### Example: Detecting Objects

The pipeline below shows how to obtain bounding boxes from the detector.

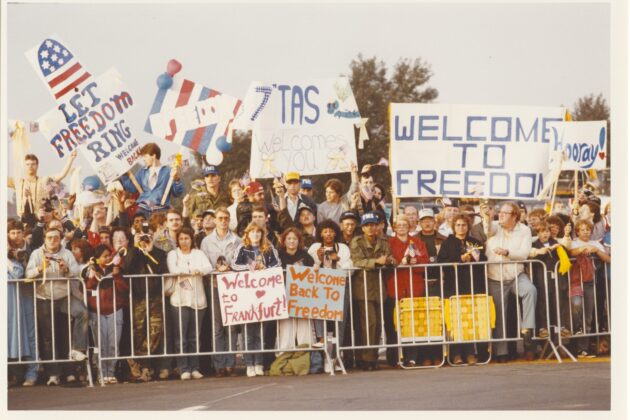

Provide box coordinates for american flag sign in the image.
[36,38,91,101]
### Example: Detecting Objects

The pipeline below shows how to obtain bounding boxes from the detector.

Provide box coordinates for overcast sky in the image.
[6,2,610,185]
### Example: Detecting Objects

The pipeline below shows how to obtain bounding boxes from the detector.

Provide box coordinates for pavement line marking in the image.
[181,405,207,411]
[180,383,278,411]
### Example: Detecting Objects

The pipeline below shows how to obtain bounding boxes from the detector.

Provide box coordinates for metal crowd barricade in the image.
[335,259,565,369]
[547,257,611,362]
[7,276,94,387]
[86,257,611,385]
[93,272,341,386]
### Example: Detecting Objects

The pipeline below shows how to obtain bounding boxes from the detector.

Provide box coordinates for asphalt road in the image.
[7,359,610,411]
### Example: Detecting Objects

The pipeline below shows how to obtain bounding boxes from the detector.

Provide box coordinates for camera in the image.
[41,198,55,213]
[141,222,150,234]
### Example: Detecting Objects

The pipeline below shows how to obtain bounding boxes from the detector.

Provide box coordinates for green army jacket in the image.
[190,188,231,217]
[349,235,393,301]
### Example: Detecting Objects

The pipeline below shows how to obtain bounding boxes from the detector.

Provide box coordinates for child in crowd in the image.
[568,220,611,358]
[83,245,129,384]
[529,222,569,339]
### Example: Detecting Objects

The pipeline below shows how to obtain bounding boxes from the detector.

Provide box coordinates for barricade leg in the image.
[383,297,399,366]
[262,320,277,371]
[159,300,174,376]
[488,280,512,358]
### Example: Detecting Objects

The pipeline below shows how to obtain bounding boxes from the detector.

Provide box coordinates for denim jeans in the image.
[169,305,204,373]
[211,289,237,369]
[90,309,124,377]
[244,322,264,366]
[8,284,39,381]
[571,282,594,352]
[488,273,537,357]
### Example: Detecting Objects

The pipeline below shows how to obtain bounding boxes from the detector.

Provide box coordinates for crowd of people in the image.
[7,142,612,387]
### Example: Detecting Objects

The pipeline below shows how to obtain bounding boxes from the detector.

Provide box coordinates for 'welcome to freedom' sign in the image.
[389,103,565,200]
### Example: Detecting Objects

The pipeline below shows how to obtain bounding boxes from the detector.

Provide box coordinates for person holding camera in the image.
[25,225,86,386]
[116,226,169,382]
[307,220,353,351]
[349,212,395,371]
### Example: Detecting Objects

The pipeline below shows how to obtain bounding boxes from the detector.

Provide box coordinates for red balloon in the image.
[166,59,182,76]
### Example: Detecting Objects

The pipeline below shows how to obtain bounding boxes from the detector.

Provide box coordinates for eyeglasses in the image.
[216,216,229,221]
[45,235,61,240]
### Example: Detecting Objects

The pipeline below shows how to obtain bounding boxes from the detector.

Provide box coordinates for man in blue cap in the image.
[184,165,230,218]
[349,212,395,370]
[299,178,314,200]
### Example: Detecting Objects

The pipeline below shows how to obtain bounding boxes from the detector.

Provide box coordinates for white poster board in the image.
[216,267,288,326]
[234,78,360,178]
[26,36,140,184]
[389,103,565,199]
[548,121,608,170]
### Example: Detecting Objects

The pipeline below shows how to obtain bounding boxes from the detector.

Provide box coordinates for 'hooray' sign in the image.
[548,121,608,170]
[217,267,288,326]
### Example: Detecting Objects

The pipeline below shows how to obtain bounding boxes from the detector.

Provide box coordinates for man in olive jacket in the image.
[349,212,394,370]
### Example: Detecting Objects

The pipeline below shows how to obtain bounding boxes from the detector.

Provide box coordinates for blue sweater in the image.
[121,165,184,212]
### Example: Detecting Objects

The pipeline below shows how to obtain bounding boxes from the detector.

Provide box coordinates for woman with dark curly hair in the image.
[307,219,353,356]
[437,214,487,365]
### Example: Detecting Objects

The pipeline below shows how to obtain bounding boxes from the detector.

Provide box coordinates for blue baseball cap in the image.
[202,165,220,177]
[361,212,379,226]
[300,178,313,189]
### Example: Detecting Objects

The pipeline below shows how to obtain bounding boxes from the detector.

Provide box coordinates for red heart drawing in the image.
[599,152,606,159]
[256,290,266,298]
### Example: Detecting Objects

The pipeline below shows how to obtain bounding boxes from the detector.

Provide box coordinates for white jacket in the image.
[486,222,532,282]
[165,249,213,309]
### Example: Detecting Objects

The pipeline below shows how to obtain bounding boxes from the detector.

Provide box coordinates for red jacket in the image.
[86,269,129,315]
[386,236,429,299]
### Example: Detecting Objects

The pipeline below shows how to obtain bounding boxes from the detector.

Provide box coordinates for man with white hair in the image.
[484,201,537,362]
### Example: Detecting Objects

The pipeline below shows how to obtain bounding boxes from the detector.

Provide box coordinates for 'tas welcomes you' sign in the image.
[217,267,288,326]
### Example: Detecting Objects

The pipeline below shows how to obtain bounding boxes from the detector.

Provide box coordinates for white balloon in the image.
[205,145,224,165]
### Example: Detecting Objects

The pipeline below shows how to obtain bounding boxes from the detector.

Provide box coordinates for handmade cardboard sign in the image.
[547,121,608,170]
[234,78,360,178]
[217,267,288,326]
[389,103,566,199]
[285,265,346,322]
[26,37,141,184]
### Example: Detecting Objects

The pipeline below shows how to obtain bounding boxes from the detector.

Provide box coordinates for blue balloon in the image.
[216,136,232,152]
[157,73,173,90]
